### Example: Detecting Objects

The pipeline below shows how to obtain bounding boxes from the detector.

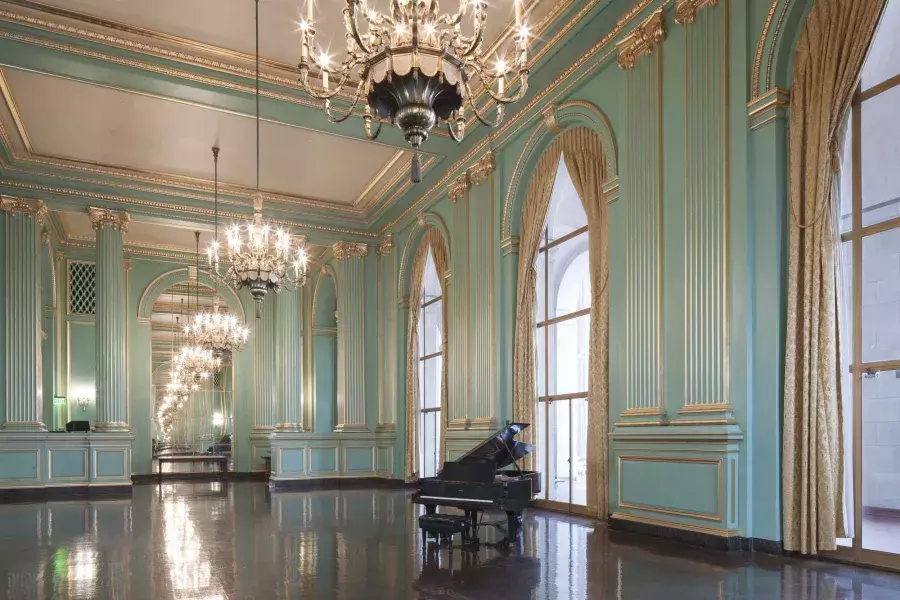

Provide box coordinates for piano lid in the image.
[455,422,532,471]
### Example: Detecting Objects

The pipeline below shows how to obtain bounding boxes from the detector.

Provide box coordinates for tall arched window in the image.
[836,0,900,563]
[418,249,443,478]
[534,156,590,509]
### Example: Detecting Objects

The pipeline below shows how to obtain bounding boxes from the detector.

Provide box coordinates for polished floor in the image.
[1,483,900,599]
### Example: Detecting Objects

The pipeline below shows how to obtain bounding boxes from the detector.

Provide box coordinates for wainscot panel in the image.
[48,449,88,480]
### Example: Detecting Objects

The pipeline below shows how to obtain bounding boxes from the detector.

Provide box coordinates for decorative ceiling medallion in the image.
[87,206,131,232]
[615,9,666,70]
[332,241,369,261]
[674,0,719,25]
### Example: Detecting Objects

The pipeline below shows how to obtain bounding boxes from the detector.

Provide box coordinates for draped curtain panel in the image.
[511,127,610,517]
[404,237,431,482]
[561,128,610,519]
[783,0,885,554]
[426,228,451,467]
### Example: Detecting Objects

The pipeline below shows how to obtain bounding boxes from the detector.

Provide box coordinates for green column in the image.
[1,197,47,431]
[89,207,131,432]
[254,294,277,432]
[333,242,368,432]
[276,289,302,431]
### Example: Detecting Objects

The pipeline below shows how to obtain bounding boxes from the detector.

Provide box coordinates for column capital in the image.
[469,151,495,186]
[448,172,470,202]
[1,196,47,221]
[674,0,717,25]
[88,207,131,232]
[616,8,666,70]
[332,241,368,260]
[376,234,394,256]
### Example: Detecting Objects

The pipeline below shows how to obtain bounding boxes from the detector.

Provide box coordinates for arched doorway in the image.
[150,280,236,471]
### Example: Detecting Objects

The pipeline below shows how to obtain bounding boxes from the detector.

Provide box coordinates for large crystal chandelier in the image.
[178,235,222,382]
[189,146,251,359]
[208,0,309,316]
[296,0,530,182]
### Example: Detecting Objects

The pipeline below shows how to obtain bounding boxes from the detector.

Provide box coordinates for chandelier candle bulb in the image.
[515,0,522,26]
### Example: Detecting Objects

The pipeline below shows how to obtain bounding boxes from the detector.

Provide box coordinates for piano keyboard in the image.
[417,495,495,505]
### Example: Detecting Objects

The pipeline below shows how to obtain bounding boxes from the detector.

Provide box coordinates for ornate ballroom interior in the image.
[0,0,899,597]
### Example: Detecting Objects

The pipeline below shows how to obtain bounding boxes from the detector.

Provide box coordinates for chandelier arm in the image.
[364,117,384,141]
[299,66,360,101]
[323,80,366,123]
[456,4,487,58]
[446,115,464,142]
[475,69,530,104]
[346,0,374,55]
[462,76,505,128]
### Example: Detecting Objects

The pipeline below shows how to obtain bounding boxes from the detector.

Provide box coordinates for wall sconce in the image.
[77,397,90,412]
[212,412,224,427]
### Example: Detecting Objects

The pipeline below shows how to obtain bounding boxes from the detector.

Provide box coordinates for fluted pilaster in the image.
[89,207,130,432]
[2,197,47,431]
[276,289,303,431]
[254,293,278,431]
[333,242,368,431]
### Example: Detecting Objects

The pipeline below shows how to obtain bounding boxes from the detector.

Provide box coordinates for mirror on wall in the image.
[149,281,236,472]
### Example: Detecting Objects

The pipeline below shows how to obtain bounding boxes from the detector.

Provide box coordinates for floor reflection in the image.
[0,482,898,599]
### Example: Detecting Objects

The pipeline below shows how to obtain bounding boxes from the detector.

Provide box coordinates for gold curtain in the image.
[404,237,430,482]
[561,128,609,519]
[783,0,885,554]
[427,228,450,467]
[512,147,562,460]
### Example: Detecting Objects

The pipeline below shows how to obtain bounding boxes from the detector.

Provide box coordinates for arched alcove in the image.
[311,268,338,433]
[751,0,816,99]
[397,211,451,304]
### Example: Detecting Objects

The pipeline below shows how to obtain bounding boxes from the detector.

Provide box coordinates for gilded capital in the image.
[376,234,394,256]
[542,105,563,135]
[41,230,50,245]
[448,172,470,202]
[674,0,718,25]
[616,9,666,69]
[469,151,495,186]
[332,241,368,260]
[1,196,47,222]
[88,207,131,232]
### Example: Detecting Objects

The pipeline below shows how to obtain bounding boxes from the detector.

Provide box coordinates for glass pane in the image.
[434,410,441,470]
[571,398,589,507]
[422,301,442,355]
[547,315,590,397]
[423,411,436,478]
[422,357,441,409]
[536,244,548,323]
[548,246,590,318]
[839,241,855,544]
[536,326,547,398]
[418,410,425,477]
[862,229,900,363]
[839,116,853,234]
[861,0,900,91]
[418,360,425,410]
[548,399,571,504]
[544,156,587,243]
[536,400,547,500]
[861,85,900,228]
[422,249,441,302]
[861,369,900,554]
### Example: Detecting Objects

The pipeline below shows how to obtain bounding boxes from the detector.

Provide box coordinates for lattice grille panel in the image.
[68,261,96,315]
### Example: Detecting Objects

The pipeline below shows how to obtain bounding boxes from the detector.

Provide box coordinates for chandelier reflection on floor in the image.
[295,0,531,182]
[208,0,309,316]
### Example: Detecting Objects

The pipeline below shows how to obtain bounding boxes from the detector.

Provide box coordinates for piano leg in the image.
[506,511,520,542]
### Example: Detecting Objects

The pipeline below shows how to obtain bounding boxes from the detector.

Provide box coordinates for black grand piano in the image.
[412,422,541,546]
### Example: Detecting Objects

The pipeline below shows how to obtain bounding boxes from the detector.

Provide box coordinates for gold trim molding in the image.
[376,234,394,256]
[500,235,520,256]
[448,172,470,202]
[674,0,718,25]
[0,194,46,221]
[332,242,369,260]
[469,151,495,186]
[616,9,666,70]
[88,206,130,232]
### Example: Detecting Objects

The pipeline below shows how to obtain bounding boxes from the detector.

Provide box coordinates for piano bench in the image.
[418,514,472,545]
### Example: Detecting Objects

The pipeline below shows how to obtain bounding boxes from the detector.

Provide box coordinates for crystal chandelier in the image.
[178,239,222,381]
[296,0,530,182]
[208,0,309,316]
[189,146,251,359]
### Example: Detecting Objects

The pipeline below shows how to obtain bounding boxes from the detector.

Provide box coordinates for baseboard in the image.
[0,484,133,504]
[609,515,783,554]
[269,476,406,492]
[131,471,267,484]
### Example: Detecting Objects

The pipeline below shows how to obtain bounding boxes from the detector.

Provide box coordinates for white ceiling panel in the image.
[58,211,216,250]
[30,0,551,67]
[4,67,406,205]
